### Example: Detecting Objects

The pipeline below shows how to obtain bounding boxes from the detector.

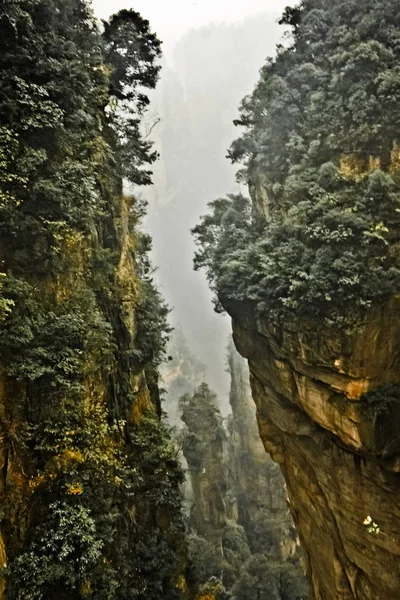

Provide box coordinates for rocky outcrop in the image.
[0,192,188,597]
[180,383,227,549]
[226,298,400,600]
[226,341,298,558]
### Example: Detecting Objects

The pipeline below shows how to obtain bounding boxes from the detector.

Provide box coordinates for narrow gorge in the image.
[1,0,400,599]
[177,343,306,598]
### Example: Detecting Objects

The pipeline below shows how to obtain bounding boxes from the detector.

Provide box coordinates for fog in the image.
[93,1,287,410]
[92,0,288,55]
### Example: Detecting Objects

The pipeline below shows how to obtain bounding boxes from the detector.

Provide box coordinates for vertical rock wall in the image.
[226,340,298,559]
[227,298,400,600]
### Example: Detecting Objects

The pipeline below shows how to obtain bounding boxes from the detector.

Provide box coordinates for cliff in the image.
[192,3,400,597]
[180,370,307,598]
[180,383,227,551]
[0,191,188,599]
[226,341,299,560]
[227,298,400,599]
[0,4,187,598]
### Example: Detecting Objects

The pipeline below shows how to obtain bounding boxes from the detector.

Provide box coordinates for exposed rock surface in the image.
[226,341,299,559]
[180,384,227,553]
[0,195,182,596]
[225,298,400,600]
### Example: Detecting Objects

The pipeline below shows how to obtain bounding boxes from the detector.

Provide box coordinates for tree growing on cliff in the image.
[193,0,400,325]
[102,8,162,184]
[180,382,226,472]
[0,1,187,598]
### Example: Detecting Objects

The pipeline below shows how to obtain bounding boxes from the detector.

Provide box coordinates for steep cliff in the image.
[228,298,400,599]
[193,1,400,598]
[180,371,307,598]
[0,3,187,598]
[226,342,299,553]
[180,383,227,550]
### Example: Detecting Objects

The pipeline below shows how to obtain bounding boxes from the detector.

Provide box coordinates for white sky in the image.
[92,0,289,51]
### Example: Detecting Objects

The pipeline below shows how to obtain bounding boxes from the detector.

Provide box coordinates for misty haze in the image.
[1,1,399,599]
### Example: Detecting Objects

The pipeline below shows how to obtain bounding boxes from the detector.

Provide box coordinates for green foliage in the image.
[244,514,286,557]
[103,9,161,105]
[230,0,400,173]
[7,412,186,600]
[134,278,171,367]
[198,579,231,600]
[91,414,186,600]
[188,524,306,600]
[195,168,400,323]
[0,273,14,321]
[192,194,252,313]
[180,383,224,432]
[180,383,226,472]
[0,0,106,239]
[187,534,222,587]
[222,525,251,564]
[0,277,113,387]
[194,0,400,325]
[0,1,186,598]
[221,526,251,589]
[103,9,162,185]
[130,225,172,368]
[232,555,307,600]
[9,502,104,600]
[127,414,185,512]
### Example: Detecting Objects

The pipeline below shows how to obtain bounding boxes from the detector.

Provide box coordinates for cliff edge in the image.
[193,2,400,597]
[228,298,400,599]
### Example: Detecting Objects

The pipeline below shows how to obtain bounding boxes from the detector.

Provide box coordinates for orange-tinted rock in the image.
[225,298,400,600]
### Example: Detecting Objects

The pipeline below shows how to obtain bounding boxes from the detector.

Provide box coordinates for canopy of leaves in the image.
[103,9,162,185]
[232,554,308,600]
[193,0,400,325]
[0,1,186,598]
[180,383,226,472]
[230,0,400,176]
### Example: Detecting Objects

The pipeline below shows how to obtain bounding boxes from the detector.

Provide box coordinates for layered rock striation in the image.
[227,297,400,600]
[226,341,298,559]
[190,3,400,597]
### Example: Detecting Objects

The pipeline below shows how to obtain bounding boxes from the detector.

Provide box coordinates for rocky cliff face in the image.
[180,383,227,552]
[226,297,400,600]
[226,341,299,559]
[0,193,187,597]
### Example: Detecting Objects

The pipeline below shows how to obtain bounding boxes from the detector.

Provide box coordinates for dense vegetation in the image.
[0,1,187,598]
[193,0,400,325]
[180,383,307,600]
[180,382,226,474]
